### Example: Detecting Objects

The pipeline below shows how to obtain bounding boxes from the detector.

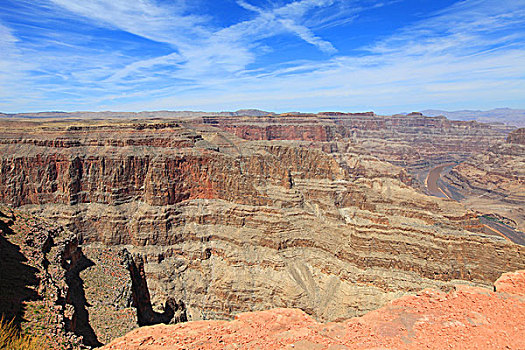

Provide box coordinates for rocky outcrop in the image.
[0,206,87,348]
[0,118,523,347]
[122,250,187,327]
[61,237,103,347]
[507,127,525,145]
[101,270,525,350]
[0,206,161,347]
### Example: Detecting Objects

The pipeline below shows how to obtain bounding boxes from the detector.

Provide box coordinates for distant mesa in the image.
[0,109,274,120]
[2,108,523,127]
[317,111,375,116]
[231,109,274,116]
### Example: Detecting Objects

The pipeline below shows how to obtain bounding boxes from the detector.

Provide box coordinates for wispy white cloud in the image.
[112,47,525,113]
[234,0,338,53]
[0,22,41,106]
[107,0,525,112]
[0,0,342,103]
[0,0,524,113]
[369,0,525,56]
[48,0,209,46]
[279,19,336,53]
[105,53,184,83]
[47,0,341,82]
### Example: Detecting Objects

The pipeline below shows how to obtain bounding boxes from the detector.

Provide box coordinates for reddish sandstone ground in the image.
[102,271,525,350]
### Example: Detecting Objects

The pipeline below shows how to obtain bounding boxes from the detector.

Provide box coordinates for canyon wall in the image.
[442,127,525,231]
[507,127,525,144]
[0,117,523,346]
[198,112,512,170]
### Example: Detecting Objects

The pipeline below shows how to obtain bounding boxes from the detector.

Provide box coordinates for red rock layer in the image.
[102,270,525,350]
[0,143,341,208]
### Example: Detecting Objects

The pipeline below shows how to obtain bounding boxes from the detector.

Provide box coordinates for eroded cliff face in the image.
[198,112,512,171]
[0,205,111,348]
[0,118,523,346]
[442,127,525,232]
[196,113,515,198]
[0,123,342,210]
[506,127,525,145]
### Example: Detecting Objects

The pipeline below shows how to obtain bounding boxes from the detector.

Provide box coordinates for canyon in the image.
[441,128,525,235]
[0,112,523,348]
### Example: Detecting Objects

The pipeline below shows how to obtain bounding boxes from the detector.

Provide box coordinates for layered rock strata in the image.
[0,119,523,346]
[506,127,525,144]
[198,112,511,171]
[443,128,525,232]
[101,270,525,350]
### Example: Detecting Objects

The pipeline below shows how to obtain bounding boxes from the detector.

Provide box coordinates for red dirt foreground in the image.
[102,271,525,350]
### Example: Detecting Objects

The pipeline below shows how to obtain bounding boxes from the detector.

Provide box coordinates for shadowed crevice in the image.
[121,249,187,326]
[62,239,102,347]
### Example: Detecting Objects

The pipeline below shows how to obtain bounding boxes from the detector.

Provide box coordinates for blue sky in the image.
[0,0,524,113]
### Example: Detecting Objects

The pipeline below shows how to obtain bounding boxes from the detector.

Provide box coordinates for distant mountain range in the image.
[0,109,274,119]
[2,108,523,127]
[420,108,525,127]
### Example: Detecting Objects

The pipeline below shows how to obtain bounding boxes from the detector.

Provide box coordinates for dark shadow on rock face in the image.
[62,240,102,348]
[0,213,103,347]
[0,220,15,236]
[0,221,40,325]
[121,249,187,326]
